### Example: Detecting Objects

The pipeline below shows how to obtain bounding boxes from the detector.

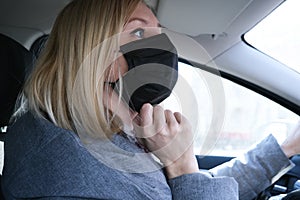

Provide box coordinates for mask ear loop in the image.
[104,50,141,135]
[103,50,122,128]
[108,50,148,151]
[116,50,145,137]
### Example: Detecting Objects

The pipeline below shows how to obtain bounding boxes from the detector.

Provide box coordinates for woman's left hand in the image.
[281,121,300,158]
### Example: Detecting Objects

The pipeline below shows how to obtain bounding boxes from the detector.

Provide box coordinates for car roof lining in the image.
[0,0,70,33]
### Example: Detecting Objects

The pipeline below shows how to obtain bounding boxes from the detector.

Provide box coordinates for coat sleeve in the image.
[210,134,294,200]
[168,172,238,200]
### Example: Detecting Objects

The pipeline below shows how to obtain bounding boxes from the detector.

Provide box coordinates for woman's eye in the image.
[131,28,145,39]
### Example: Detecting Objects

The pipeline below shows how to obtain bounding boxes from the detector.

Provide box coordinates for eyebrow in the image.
[128,18,148,25]
[127,18,161,28]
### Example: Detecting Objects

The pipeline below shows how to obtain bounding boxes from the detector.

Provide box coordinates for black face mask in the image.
[111,33,178,112]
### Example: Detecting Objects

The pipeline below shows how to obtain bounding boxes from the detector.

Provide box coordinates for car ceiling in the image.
[0,0,299,111]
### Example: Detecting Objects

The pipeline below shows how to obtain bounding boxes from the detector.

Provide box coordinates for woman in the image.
[2,0,300,199]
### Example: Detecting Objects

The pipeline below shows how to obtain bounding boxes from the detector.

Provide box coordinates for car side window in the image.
[163,62,300,157]
[210,77,299,157]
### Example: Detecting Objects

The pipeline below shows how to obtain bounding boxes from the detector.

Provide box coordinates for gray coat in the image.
[1,112,293,199]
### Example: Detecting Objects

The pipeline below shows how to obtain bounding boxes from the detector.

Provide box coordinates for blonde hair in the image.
[19,0,142,139]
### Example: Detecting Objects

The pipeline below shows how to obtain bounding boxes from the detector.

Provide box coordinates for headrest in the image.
[30,35,49,59]
[0,33,33,127]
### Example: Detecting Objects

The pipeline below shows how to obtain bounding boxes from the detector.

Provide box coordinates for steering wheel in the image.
[282,189,300,200]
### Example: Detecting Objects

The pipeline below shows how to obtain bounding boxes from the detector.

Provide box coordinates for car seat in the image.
[0,33,33,199]
[0,33,33,135]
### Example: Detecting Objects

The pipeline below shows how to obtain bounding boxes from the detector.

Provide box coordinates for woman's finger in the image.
[140,103,153,127]
[133,103,154,138]
[153,105,167,134]
[174,112,183,124]
[165,110,180,134]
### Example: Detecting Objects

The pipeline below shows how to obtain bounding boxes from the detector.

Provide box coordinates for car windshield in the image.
[244,0,300,74]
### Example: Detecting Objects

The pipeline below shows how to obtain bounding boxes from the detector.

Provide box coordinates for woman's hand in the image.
[281,122,300,158]
[134,103,199,179]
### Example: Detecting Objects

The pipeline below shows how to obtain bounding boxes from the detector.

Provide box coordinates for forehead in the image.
[127,2,159,26]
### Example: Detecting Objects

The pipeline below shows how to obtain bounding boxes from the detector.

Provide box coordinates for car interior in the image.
[0,0,300,199]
